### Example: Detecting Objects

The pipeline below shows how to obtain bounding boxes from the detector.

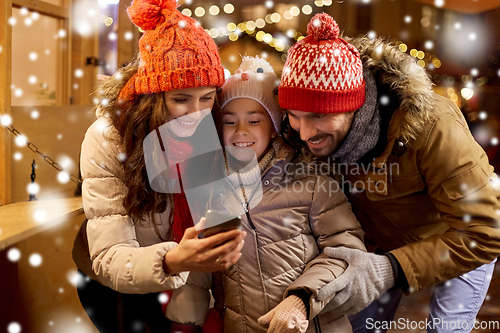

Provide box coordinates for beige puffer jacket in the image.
[214,143,366,333]
[78,117,211,325]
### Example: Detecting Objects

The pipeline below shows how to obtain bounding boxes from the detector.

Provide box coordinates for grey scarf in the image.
[331,68,381,164]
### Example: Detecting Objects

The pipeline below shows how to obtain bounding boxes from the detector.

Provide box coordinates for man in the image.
[279,13,500,333]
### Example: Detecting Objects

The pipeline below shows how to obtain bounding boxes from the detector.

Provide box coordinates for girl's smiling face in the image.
[222,98,275,162]
[163,86,217,137]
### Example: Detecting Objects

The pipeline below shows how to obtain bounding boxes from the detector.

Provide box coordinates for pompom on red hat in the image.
[118,0,225,102]
[279,13,365,113]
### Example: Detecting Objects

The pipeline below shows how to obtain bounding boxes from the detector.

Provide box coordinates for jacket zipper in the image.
[314,316,321,333]
[223,178,256,230]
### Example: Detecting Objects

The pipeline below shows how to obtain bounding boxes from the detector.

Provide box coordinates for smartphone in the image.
[200,210,242,238]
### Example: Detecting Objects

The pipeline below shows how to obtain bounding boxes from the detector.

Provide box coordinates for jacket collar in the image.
[346,36,436,144]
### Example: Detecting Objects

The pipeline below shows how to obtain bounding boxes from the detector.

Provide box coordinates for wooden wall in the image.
[0,212,98,332]
[10,105,96,203]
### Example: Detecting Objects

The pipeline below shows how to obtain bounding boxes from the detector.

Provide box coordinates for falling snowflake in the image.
[379,95,390,106]
[28,183,40,196]
[76,22,92,36]
[13,152,22,161]
[124,31,133,40]
[132,321,142,331]
[378,292,391,304]
[7,248,21,262]
[14,88,23,97]
[367,31,377,39]
[470,241,477,248]
[75,69,84,78]
[478,111,487,120]
[158,292,170,304]
[117,152,127,162]
[31,110,39,118]
[7,322,21,333]
[404,15,412,24]
[8,17,17,26]
[58,29,67,38]
[178,20,187,28]
[434,0,444,8]
[29,253,43,267]
[15,134,27,146]
[57,171,70,184]
[491,137,498,146]
[1,114,13,126]
[108,32,117,41]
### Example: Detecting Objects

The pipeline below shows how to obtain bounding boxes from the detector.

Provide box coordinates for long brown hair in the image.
[93,56,223,241]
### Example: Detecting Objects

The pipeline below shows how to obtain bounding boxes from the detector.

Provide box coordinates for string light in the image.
[224,4,234,14]
[178,1,494,88]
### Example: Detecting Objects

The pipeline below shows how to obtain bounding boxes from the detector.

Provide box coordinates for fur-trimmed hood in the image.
[346,36,435,143]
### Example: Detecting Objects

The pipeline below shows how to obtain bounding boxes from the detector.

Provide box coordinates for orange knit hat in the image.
[118,0,225,103]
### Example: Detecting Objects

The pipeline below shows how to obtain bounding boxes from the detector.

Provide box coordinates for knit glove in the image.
[317,247,395,315]
[257,295,309,333]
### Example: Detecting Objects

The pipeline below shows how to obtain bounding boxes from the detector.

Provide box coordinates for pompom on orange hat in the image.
[118,0,225,103]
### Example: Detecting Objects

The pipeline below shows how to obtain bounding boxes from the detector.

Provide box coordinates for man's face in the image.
[287,110,355,157]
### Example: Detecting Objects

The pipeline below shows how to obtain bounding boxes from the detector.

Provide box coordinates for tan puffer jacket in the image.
[77,117,211,325]
[214,143,366,333]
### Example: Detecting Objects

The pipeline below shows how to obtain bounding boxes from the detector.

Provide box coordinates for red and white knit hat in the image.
[279,13,365,113]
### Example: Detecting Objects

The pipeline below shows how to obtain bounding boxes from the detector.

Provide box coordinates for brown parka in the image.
[336,36,500,294]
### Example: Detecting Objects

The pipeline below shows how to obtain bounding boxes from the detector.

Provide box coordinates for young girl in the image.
[214,56,367,333]
[72,0,245,331]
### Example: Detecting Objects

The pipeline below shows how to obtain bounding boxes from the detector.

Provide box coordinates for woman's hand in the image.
[163,218,246,275]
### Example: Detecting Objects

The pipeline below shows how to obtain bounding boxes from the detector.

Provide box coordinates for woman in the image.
[72,1,245,332]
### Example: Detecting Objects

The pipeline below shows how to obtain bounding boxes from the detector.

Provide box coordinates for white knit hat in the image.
[220,56,282,133]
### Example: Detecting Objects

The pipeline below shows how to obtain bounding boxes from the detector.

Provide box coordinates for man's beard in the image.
[306,134,340,158]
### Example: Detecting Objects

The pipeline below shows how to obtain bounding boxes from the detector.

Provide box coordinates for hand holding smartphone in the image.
[199,210,242,239]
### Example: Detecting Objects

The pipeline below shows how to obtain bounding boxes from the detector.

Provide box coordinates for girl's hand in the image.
[163,218,247,274]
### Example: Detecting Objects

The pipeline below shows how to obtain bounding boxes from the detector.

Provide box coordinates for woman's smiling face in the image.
[222,98,275,162]
[163,86,217,137]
